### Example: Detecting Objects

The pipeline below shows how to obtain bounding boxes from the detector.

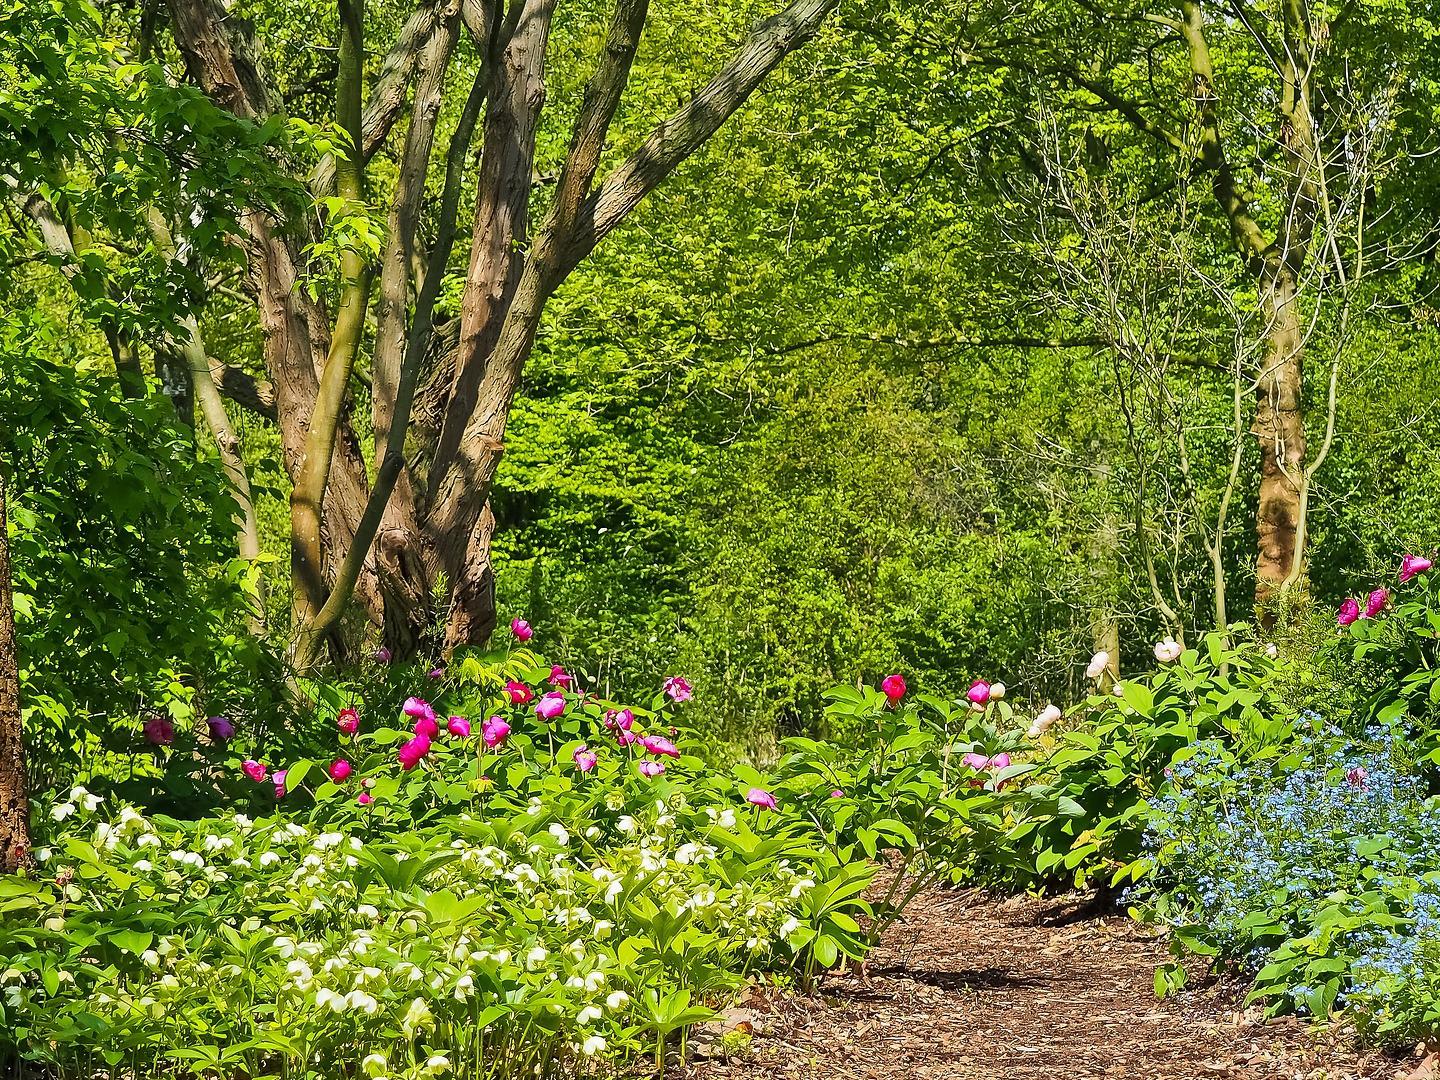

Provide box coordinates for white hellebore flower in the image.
[577,1006,602,1025]
[425,1055,450,1074]
[580,1035,607,1057]
[51,803,76,822]
[548,823,570,846]
[1085,651,1110,680]
[605,990,630,1010]
[361,1054,388,1077]
[1265,642,1279,659]
[1153,636,1182,663]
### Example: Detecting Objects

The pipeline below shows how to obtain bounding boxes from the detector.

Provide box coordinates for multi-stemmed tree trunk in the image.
[0,466,31,873]
[167,0,840,667]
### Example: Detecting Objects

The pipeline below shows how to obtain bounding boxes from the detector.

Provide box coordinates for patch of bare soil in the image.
[685,888,1410,1080]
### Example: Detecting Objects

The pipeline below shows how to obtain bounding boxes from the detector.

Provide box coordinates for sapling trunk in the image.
[0,464,31,873]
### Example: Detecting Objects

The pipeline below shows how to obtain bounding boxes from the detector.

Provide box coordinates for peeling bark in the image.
[0,467,30,874]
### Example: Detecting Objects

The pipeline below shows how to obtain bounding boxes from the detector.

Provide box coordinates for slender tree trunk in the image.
[0,467,31,874]
[1252,265,1305,620]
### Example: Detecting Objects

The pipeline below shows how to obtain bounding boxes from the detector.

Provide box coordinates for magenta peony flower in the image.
[961,751,990,770]
[403,697,435,722]
[337,706,361,734]
[967,680,991,705]
[990,752,1011,770]
[242,759,268,783]
[328,758,352,782]
[881,673,906,704]
[397,734,431,771]
[273,770,288,799]
[616,728,640,747]
[205,715,235,741]
[374,646,392,664]
[481,716,510,749]
[638,760,665,778]
[142,716,175,746]
[505,681,533,705]
[1364,588,1390,618]
[427,666,445,679]
[535,692,567,720]
[604,708,635,732]
[511,618,534,642]
[1337,598,1361,626]
[641,735,681,758]
[1401,555,1433,584]
[447,716,471,738]
[573,745,598,773]
[830,789,843,798]
[663,676,693,703]
[357,792,374,806]
[412,714,440,739]
[745,787,777,810]
[549,666,573,689]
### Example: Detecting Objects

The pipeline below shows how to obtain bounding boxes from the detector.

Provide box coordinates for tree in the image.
[156,0,841,667]
[941,0,1440,618]
[0,463,30,874]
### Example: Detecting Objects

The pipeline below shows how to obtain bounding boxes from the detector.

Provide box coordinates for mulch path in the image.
[684,888,1413,1080]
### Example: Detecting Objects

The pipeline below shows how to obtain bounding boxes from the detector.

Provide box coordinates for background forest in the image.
[4,0,1440,764]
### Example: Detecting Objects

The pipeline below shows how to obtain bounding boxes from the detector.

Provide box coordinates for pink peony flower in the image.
[206,715,235,741]
[511,618,534,642]
[745,787,777,810]
[535,692,567,720]
[641,735,681,758]
[549,666,573,689]
[142,716,174,746]
[663,676,693,703]
[1028,704,1062,740]
[961,751,990,770]
[481,716,510,748]
[427,666,445,679]
[1337,598,1361,626]
[1086,651,1110,680]
[328,758,352,782]
[447,716,471,738]
[413,714,440,739]
[881,673,906,704]
[638,759,665,778]
[337,706,361,734]
[374,646,392,664]
[397,734,431,771]
[604,708,635,732]
[1153,637,1182,663]
[1346,766,1368,789]
[967,680,991,705]
[573,745,598,773]
[273,770,288,799]
[830,789,844,798]
[242,759,268,783]
[505,681,533,705]
[616,728,640,747]
[1364,588,1389,618]
[1401,555,1433,584]
[357,792,374,806]
[990,752,1011,770]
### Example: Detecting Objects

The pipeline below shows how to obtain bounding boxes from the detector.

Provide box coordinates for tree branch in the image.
[555,0,840,277]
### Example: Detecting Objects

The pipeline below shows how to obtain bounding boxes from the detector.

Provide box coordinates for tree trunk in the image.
[1252,265,1305,620]
[0,467,31,874]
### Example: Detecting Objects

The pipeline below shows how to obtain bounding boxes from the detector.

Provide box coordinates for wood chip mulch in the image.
[683,888,1414,1080]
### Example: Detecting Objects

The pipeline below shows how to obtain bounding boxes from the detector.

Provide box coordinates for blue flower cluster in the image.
[1145,724,1440,1035]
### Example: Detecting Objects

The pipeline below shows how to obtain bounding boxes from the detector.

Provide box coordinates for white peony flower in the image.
[1085,651,1110,680]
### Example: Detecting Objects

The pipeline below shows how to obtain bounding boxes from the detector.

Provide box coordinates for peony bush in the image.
[1,625,1064,1077]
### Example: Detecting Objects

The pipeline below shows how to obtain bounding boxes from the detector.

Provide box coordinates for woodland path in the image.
[684,889,1407,1080]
